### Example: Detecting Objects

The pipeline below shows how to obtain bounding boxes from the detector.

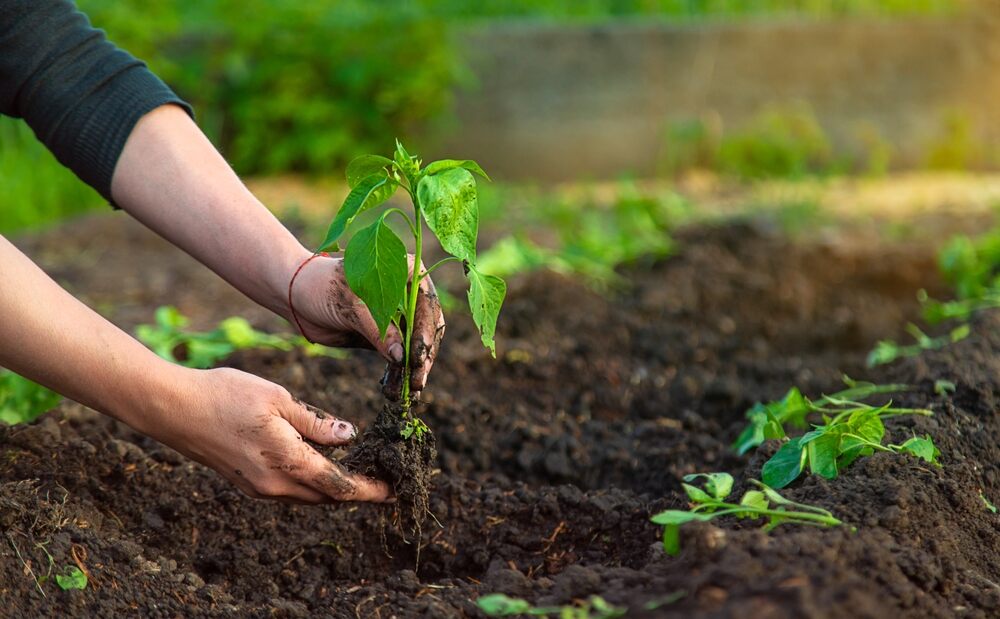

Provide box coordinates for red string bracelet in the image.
[287,252,329,341]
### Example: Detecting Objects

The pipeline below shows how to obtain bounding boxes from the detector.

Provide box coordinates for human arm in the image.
[0,234,390,503]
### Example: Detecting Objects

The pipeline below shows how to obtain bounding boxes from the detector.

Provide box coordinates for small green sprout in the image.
[136,306,344,369]
[55,565,87,591]
[0,370,62,425]
[319,141,506,434]
[761,398,940,489]
[867,323,970,368]
[733,376,910,455]
[651,473,842,557]
[934,379,957,395]
[981,491,998,514]
[477,593,625,618]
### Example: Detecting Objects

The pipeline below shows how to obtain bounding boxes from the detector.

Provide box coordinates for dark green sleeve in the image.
[0,0,193,204]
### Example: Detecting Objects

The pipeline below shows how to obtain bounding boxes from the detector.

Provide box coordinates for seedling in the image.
[733,376,910,455]
[318,141,506,434]
[981,491,998,514]
[651,473,842,557]
[54,565,87,591]
[867,323,970,368]
[934,379,957,396]
[137,306,344,369]
[0,370,61,425]
[477,593,625,618]
[761,398,939,489]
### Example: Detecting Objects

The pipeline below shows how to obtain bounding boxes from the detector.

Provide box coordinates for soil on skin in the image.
[342,403,437,539]
[5,215,1000,618]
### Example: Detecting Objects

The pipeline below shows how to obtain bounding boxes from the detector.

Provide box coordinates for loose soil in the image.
[4,214,1000,618]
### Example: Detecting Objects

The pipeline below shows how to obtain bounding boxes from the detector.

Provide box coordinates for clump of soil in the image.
[342,403,437,538]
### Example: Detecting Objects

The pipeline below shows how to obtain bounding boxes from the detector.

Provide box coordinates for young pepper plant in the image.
[651,473,843,557]
[761,398,940,489]
[732,376,910,455]
[318,141,506,437]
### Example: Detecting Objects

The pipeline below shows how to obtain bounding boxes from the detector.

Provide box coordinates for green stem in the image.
[418,256,461,282]
[384,207,417,237]
[707,506,842,527]
[400,201,423,413]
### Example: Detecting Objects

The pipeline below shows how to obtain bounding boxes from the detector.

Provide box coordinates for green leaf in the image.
[423,158,491,181]
[55,565,87,590]
[681,483,712,504]
[155,305,188,329]
[467,266,506,356]
[0,372,62,425]
[417,167,479,263]
[775,387,812,428]
[847,409,885,443]
[343,215,408,339]
[806,429,841,479]
[897,435,941,466]
[346,155,393,188]
[477,593,532,616]
[183,339,236,369]
[682,472,734,500]
[739,490,769,512]
[318,172,396,253]
[394,139,420,180]
[762,437,806,489]
[733,409,767,455]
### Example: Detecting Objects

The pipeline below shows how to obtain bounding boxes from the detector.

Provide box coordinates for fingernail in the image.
[389,343,404,364]
[333,421,356,441]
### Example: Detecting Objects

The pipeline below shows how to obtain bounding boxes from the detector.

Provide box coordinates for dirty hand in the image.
[287,253,445,401]
[146,367,392,504]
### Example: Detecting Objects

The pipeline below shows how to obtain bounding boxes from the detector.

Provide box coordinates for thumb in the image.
[279,399,358,446]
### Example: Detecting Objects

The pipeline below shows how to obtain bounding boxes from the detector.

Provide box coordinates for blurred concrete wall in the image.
[438,15,1000,180]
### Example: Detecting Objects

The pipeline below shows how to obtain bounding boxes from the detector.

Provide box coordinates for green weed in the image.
[866,323,970,367]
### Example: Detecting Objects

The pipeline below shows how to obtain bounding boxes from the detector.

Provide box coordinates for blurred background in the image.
[2,0,999,239]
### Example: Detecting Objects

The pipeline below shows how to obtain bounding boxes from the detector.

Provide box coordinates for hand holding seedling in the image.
[287,252,445,401]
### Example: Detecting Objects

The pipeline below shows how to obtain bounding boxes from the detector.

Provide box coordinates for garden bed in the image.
[4,215,1000,617]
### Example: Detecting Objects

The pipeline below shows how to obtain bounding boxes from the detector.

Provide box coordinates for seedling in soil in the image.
[321,142,505,535]
[733,376,910,455]
[137,306,344,369]
[981,492,998,514]
[761,399,939,489]
[54,565,87,591]
[0,370,61,425]
[867,323,970,368]
[477,593,625,618]
[651,473,842,557]
[934,379,957,396]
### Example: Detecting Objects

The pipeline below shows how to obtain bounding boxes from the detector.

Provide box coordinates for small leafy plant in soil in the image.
[477,593,625,618]
[761,397,940,489]
[867,322,970,368]
[319,141,505,532]
[732,376,910,455]
[651,473,843,557]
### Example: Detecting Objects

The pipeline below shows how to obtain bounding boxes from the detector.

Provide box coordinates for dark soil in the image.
[5,214,1000,618]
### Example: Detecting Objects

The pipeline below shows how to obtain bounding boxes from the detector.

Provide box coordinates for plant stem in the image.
[400,202,423,413]
[418,256,461,281]
[706,506,842,527]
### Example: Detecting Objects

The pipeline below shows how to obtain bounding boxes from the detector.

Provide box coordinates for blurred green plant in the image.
[717,104,837,180]
[0,119,103,234]
[0,370,62,425]
[136,306,346,369]
[477,184,686,289]
[867,323,970,367]
[477,593,625,618]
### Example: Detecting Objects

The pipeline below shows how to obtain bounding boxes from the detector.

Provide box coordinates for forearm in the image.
[0,235,185,434]
[110,105,308,320]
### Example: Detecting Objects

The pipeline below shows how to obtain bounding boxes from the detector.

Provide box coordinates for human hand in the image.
[287,253,445,401]
[143,366,392,504]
